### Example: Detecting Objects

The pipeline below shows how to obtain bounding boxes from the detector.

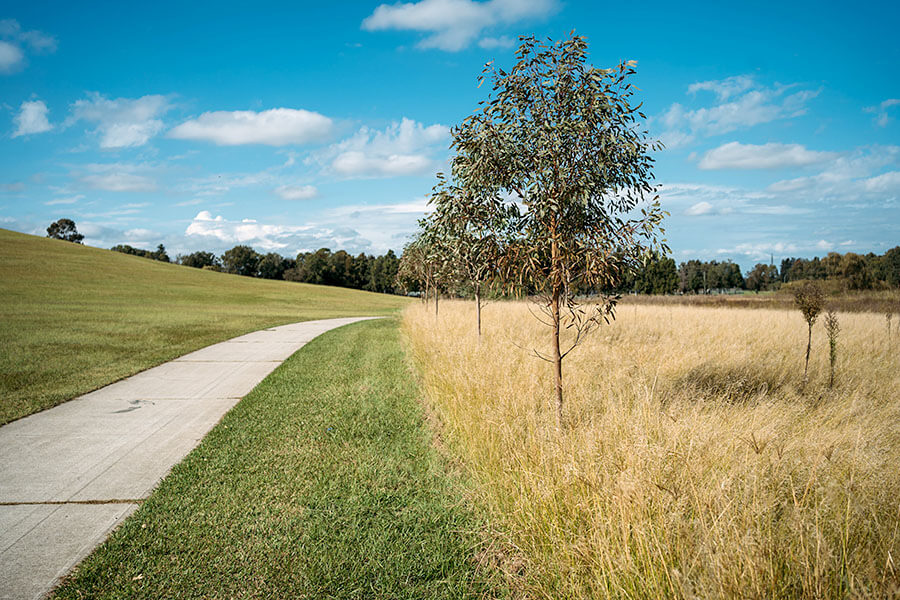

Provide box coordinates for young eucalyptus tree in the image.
[452,33,667,428]
[793,281,824,385]
[429,175,518,336]
[412,214,456,318]
[397,235,429,301]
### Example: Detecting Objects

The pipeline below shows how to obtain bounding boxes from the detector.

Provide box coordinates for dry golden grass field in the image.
[404,300,900,599]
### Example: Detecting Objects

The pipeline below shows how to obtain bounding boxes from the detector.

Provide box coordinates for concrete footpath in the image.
[0,317,378,600]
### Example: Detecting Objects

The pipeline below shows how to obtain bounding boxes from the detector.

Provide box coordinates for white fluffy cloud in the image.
[698,142,836,170]
[274,184,318,200]
[657,76,818,148]
[168,108,333,146]
[323,117,448,178]
[12,99,52,136]
[185,210,371,253]
[0,20,56,74]
[361,0,556,51]
[68,93,172,148]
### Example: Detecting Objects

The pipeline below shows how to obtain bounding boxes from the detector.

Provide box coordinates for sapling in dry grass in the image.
[450,33,667,428]
[793,281,824,385]
[887,312,893,342]
[824,309,840,388]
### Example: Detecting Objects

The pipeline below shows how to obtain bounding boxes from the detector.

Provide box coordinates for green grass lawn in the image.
[52,318,498,599]
[0,228,409,425]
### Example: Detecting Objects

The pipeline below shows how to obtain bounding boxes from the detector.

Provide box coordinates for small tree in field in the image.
[452,33,667,428]
[397,237,427,298]
[429,175,518,336]
[793,281,824,385]
[46,218,84,243]
[824,309,840,388]
[399,218,452,317]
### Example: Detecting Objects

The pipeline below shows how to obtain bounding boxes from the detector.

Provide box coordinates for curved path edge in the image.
[0,316,380,600]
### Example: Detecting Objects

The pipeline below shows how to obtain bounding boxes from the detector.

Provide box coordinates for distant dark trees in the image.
[744,264,779,293]
[46,219,84,244]
[163,244,402,294]
[178,251,219,269]
[285,248,399,293]
[257,253,293,280]
[610,247,900,295]
[221,245,260,277]
[613,257,740,295]
[777,247,900,291]
[111,244,170,262]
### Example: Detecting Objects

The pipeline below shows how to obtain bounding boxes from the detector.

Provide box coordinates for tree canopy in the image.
[46,219,84,244]
[448,33,668,426]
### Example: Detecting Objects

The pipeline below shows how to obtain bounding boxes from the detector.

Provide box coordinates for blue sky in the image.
[1,0,898,271]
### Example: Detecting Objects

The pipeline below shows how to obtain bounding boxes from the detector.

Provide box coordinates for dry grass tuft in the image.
[403,300,900,599]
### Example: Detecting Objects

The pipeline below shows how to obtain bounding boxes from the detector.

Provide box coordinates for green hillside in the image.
[0,228,410,425]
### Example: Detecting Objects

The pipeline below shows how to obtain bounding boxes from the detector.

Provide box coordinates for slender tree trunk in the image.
[435,289,439,318]
[552,284,563,430]
[829,343,835,388]
[475,283,482,337]
[803,322,812,384]
[551,233,563,430]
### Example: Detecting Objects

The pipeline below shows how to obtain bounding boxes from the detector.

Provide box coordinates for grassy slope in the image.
[52,319,497,599]
[0,228,409,425]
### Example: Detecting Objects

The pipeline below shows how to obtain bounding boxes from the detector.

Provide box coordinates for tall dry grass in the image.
[403,300,900,599]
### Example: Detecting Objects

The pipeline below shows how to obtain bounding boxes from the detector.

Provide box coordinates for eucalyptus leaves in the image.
[402,33,668,428]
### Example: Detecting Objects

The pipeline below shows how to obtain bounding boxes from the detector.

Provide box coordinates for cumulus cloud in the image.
[321,117,448,178]
[274,184,318,200]
[656,76,818,148]
[698,142,836,170]
[0,20,56,74]
[361,0,557,51]
[168,108,333,146]
[68,93,172,148]
[185,210,372,253]
[12,99,52,136]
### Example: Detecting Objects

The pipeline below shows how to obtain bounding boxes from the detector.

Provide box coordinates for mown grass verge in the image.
[0,228,408,425]
[52,318,498,599]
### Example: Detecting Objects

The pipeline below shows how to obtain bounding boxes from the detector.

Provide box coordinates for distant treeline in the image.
[111,242,900,296]
[621,247,900,294]
[110,243,401,294]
